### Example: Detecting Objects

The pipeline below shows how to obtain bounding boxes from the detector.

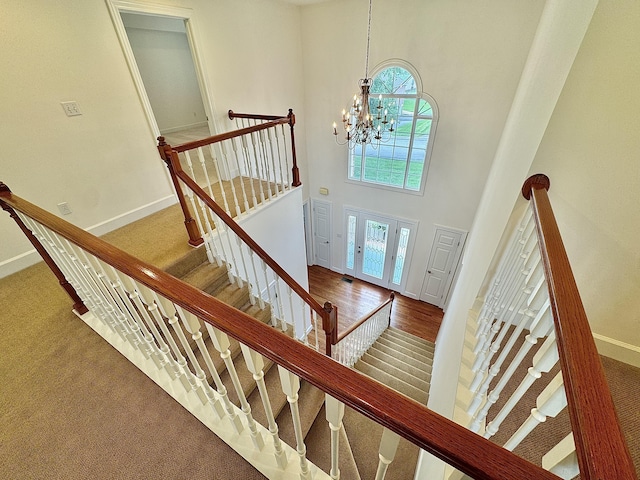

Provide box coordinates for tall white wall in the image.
[299,0,545,299]
[528,0,640,364]
[0,0,307,277]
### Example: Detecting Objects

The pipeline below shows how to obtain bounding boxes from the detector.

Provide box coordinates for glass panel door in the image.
[343,209,416,291]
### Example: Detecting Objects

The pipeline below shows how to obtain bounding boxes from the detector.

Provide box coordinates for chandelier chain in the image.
[365,0,372,79]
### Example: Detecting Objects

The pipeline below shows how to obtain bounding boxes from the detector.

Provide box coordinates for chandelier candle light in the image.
[333,0,394,149]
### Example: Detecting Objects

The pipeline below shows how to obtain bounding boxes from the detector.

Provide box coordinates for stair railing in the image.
[157,109,300,247]
[457,174,636,479]
[158,140,337,351]
[1,181,562,480]
[332,292,394,367]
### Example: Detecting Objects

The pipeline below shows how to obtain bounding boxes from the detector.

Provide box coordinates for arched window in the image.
[348,63,438,193]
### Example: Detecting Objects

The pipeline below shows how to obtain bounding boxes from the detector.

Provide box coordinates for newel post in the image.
[157,137,203,247]
[388,292,395,328]
[322,301,338,357]
[287,109,301,187]
[0,182,88,314]
[521,173,550,200]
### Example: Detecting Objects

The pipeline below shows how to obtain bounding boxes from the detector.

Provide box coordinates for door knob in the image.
[428,270,432,274]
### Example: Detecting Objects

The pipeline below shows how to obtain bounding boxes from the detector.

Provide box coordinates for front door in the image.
[420,227,464,307]
[344,209,416,291]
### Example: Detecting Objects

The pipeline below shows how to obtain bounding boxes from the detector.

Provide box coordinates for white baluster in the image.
[247,132,266,204]
[234,237,255,305]
[269,126,286,191]
[217,141,242,217]
[153,292,207,403]
[135,282,192,390]
[325,395,345,480]
[278,366,311,480]
[175,306,227,418]
[208,327,264,450]
[258,129,274,199]
[241,345,288,468]
[485,331,559,439]
[199,323,244,433]
[312,310,320,352]
[468,262,544,417]
[504,371,567,451]
[258,259,274,322]
[470,299,552,431]
[274,277,287,332]
[237,135,258,210]
[117,272,170,372]
[287,285,297,337]
[201,145,231,216]
[300,302,309,346]
[375,428,401,480]
[194,195,222,267]
[277,124,292,188]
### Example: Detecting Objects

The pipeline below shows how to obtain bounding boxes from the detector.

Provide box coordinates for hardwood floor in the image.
[307,266,443,344]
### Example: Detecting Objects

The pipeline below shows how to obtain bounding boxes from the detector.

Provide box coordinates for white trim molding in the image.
[0,194,177,279]
[593,333,640,368]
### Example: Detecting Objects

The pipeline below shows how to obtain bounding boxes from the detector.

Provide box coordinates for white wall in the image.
[299,0,545,299]
[0,0,307,277]
[528,0,640,363]
[122,14,208,133]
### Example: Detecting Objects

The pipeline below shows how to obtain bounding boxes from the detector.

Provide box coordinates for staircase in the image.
[164,246,435,479]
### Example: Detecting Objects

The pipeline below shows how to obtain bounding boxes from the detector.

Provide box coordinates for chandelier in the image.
[333,0,394,149]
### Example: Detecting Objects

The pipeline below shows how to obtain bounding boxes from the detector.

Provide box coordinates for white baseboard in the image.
[593,333,640,368]
[0,194,177,279]
[160,121,208,134]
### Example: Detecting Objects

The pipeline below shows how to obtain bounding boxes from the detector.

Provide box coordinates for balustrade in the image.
[2,168,635,480]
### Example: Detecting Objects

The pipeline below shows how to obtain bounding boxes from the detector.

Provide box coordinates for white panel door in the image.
[312,199,332,269]
[420,228,463,307]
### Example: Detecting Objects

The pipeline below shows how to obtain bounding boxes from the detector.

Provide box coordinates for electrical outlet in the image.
[57,202,72,215]
[61,101,82,117]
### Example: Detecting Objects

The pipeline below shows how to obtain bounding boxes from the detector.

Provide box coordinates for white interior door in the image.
[420,227,464,307]
[344,209,416,291]
[312,199,332,269]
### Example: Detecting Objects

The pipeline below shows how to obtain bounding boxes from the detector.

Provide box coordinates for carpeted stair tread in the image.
[215,283,251,310]
[163,245,208,279]
[305,405,362,480]
[275,380,326,448]
[181,262,229,295]
[241,302,274,328]
[374,336,433,364]
[367,345,432,379]
[359,353,430,391]
[342,406,420,480]
[385,327,435,351]
[379,331,434,357]
[353,361,428,404]
[369,343,431,371]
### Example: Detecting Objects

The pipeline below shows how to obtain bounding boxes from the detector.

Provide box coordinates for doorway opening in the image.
[106,1,215,142]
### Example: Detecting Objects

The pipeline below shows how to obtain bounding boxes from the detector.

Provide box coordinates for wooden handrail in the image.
[171,117,290,153]
[228,109,288,121]
[1,186,559,480]
[335,292,394,344]
[522,174,637,480]
[0,182,88,314]
[166,148,329,329]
